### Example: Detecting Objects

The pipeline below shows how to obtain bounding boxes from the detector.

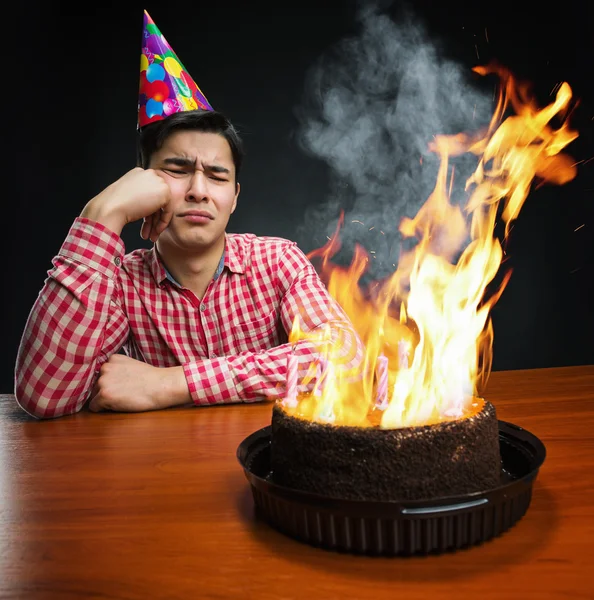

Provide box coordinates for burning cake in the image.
[263,60,579,507]
[270,398,501,502]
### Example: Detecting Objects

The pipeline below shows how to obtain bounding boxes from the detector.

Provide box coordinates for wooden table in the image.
[1,366,593,599]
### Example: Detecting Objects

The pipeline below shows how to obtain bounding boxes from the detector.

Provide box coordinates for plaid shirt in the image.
[15,218,363,418]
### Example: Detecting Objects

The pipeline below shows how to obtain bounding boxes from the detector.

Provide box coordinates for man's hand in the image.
[80,167,173,241]
[88,354,191,413]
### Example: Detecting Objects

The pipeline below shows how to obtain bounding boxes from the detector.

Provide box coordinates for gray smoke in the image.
[295,2,494,281]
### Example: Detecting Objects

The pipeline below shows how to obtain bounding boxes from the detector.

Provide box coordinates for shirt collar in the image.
[224,234,245,275]
[148,234,244,287]
[148,247,169,286]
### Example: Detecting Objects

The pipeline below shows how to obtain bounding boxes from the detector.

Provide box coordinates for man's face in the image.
[150,130,240,252]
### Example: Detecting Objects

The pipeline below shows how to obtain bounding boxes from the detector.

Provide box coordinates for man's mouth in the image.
[178,210,215,223]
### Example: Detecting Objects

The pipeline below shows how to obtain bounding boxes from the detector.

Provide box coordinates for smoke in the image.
[295,1,494,281]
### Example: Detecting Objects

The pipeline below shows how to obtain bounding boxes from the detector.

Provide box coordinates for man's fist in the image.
[88,354,190,413]
[81,168,173,241]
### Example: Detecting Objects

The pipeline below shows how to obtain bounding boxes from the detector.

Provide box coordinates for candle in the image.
[443,403,463,418]
[314,357,328,397]
[375,354,389,410]
[282,352,298,408]
[398,340,409,370]
[318,405,336,424]
[443,380,471,418]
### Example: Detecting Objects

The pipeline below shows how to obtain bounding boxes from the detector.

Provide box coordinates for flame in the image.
[289,65,578,428]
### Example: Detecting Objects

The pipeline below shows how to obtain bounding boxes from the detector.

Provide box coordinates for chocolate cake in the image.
[270,399,501,502]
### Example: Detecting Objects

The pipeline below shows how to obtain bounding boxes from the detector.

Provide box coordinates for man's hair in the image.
[137,110,244,181]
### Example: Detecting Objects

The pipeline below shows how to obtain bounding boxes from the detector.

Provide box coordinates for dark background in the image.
[3,0,593,393]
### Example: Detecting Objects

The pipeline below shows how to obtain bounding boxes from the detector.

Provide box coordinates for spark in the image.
[473,104,476,120]
[502,222,515,246]
[569,267,582,274]
[352,220,364,225]
[485,27,489,42]
[448,166,456,199]
[574,224,585,232]
[570,156,593,168]
[550,82,562,96]
[475,44,480,60]
[370,250,376,254]
[326,236,331,241]
[369,226,375,231]
[380,230,385,235]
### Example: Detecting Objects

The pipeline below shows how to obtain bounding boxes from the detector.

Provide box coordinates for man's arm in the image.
[15,167,174,418]
[87,242,364,414]
[15,218,130,418]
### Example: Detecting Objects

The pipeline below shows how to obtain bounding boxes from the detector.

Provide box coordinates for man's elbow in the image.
[13,391,47,419]
[13,384,84,420]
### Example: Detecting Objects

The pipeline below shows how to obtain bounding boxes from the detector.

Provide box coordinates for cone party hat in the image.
[138,10,213,128]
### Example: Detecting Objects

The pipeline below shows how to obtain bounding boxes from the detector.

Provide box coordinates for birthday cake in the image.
[270,399,501,502]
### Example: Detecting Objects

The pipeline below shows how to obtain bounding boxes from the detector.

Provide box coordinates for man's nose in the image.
[186,172,209,202]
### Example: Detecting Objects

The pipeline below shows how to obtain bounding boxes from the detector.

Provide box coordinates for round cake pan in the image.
[236,420,546,556]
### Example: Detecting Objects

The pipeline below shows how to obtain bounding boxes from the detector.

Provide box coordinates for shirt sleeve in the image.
[14,218,130,418]
[182,242,364,405]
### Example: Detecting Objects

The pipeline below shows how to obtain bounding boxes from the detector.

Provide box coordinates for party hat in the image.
[138,10,213,128]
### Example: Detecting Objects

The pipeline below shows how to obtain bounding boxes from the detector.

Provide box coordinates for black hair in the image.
[137,110,244,181]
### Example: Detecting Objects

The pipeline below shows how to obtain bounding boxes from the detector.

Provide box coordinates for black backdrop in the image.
[4,0,593,393]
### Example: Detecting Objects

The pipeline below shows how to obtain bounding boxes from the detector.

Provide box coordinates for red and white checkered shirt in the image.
[15,218,364,419]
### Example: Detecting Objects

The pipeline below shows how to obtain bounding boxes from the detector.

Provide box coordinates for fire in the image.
[288,64,579,429]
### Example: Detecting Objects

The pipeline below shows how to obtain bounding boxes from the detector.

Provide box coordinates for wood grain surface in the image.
[1,365,593,599]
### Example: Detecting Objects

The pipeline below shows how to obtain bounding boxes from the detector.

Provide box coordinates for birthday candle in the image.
[375,354,389,410]
[314,357,328,397]
[443,401,464,418]
[282,352,298,408]
[318,405,336,423]
[443,384,470,418]
[398,340,409,370]
[317,361,336,423]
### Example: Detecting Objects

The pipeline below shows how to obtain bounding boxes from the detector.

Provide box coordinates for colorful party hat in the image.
[138,10,213,128]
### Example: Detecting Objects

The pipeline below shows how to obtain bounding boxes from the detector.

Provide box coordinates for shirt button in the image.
[200,304,207,312]
[114,256,121,267]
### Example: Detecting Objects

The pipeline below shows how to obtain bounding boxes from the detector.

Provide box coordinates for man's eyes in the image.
[163,168,228,181]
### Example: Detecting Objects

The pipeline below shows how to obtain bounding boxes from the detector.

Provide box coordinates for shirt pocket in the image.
[230,309,280,353]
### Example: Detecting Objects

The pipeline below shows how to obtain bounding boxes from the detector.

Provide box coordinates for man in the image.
[14,11,363,419]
